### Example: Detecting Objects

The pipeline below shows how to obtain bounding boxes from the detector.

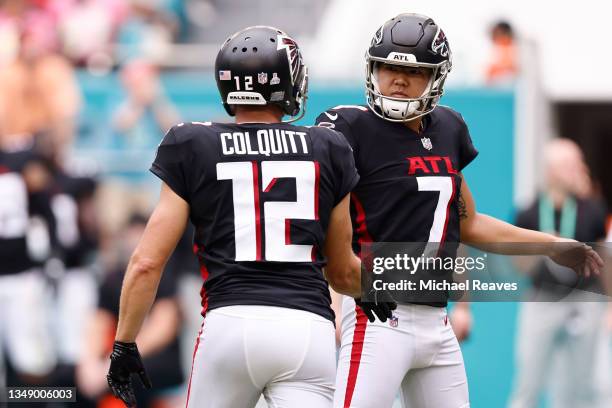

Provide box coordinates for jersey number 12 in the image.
[217,160,319,262]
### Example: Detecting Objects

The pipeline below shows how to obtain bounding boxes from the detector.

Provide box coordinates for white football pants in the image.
[186,305,336,408]
[335,297,469,408]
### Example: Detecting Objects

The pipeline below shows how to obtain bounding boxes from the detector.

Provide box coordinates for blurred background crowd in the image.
[0,0,610,407]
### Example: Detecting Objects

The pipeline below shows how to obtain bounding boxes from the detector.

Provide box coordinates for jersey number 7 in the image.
[217,160,319,262]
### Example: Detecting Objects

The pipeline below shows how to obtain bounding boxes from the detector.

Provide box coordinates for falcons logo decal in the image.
[371,25,383,46]
[277,34,302,84]
[431,27,450,58]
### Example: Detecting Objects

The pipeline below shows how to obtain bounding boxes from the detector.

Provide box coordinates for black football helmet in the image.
[366,13,452,122]
[215,26,308,122]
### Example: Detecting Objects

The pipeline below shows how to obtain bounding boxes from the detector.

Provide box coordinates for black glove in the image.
[107,341,152,407]
[355,290,397,323]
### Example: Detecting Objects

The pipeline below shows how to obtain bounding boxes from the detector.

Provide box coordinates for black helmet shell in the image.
[215,25,308,119]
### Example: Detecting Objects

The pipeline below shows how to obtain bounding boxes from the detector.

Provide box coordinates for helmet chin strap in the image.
[376,98,421,120]
[407,100,421,115]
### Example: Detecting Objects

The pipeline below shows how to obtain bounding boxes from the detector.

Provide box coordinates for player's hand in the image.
[355,290,397,323]
[449,304,472,342]
[107,341,152,407]
[548,238,604,278]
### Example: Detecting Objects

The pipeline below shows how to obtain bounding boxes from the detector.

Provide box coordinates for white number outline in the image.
[245,76,253,90]
[416,176,454,243]
[416,176,455,257]
[216,160,319,262]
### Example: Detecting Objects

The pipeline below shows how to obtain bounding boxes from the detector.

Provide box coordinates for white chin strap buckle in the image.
[379,98,421,120]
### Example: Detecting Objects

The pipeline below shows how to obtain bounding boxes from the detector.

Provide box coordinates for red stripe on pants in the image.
[343,306,368,408]
[185,321,205,408]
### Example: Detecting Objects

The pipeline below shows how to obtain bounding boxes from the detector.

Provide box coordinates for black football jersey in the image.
[0,147,52,275]
[151,121,359,321]
[315,105,478,306]
[51,171,98,269]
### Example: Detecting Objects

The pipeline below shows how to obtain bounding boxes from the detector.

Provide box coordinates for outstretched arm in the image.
[459,174,557,248]
[458,174,602,276]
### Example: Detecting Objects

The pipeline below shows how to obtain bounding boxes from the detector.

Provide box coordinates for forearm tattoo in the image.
[458,190,468,220]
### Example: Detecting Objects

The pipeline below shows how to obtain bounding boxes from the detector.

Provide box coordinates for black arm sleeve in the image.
[458,120,479,171]
[315,111,359,157]
[328,129,360,205]
[150,127,191,201]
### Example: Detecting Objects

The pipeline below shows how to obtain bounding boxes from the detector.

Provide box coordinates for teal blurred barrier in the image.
[76,71,516,407]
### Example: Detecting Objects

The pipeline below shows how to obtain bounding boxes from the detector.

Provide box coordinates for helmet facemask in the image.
[366,55,451,122]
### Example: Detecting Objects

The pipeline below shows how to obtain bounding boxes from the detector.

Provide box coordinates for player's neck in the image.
[404,118,423,134]
[235,107,283,124]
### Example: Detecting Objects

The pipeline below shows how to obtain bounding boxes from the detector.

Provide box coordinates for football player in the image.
[315,13,603,408]
[0,137,57,387]
[106,25,392,408]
